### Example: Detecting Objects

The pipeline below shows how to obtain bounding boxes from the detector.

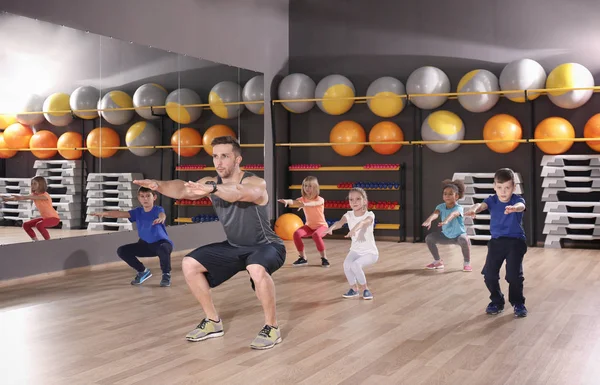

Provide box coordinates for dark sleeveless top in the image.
[212,172,283,247]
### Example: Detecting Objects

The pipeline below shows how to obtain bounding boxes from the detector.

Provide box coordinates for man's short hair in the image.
[211,135,241,156]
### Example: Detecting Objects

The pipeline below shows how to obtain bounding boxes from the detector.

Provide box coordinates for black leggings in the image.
[117,239,173,274]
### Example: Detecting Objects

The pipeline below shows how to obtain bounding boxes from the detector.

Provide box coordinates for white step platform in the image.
[541,155,600,167]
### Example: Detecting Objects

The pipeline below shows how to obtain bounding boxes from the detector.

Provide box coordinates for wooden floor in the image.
[2,240,600,385]
[0,225,108,245]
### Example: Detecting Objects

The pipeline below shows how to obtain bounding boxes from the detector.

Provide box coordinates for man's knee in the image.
[182,256,207,275]
[246,264,269,283]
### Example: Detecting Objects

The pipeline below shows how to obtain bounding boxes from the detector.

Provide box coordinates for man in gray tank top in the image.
[134,136,286,350]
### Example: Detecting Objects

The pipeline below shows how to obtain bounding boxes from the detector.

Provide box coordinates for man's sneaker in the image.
[292,257,308,267]
[363,289,373,300]
[342,288,359,298]
[486,303,504,315]
[425,261,444,270]
[321,258,331,268]
[160,273,171,287]
[514,304,528,318]
[463,264,473,272]
[186,318,224,342]
[131,268,152,285]
[250,325,282,350]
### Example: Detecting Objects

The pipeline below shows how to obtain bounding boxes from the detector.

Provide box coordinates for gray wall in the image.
[288,0,600,246]
[0,0,290,219]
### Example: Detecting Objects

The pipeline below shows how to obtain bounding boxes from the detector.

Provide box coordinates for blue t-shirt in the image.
[483,194,526,239]
[435,203,466,239]
[128,206,172,245]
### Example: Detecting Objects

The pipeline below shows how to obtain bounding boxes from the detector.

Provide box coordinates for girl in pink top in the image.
[279,176,330,267]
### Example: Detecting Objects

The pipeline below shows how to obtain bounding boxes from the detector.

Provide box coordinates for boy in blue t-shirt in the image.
[91,187,174,287]
[465,168,527,318]
[422,179,471,271]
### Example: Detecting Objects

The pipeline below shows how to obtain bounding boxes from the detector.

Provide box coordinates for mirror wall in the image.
[0,12,265,245]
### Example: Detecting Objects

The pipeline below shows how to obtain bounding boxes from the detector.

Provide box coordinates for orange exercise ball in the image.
[483,114,523,154]
[534,117,575,155]
[369,121,404,155]
[584,113,600,152]
[274,213,304,241]
[57,132,83,160]
[86,127,120,158]
[330,120,366,157]
[203,124,237,156]
[3,123,34,149]
[0,115,17,130]
[30,130,58,159]
[171,127,202,157]
[0,133,17,159]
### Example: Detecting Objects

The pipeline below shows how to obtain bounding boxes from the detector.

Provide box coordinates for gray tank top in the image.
[211,172,283,247]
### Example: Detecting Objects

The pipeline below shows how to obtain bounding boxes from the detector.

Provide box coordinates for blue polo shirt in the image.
[483,194,526,239]
[128,206,173,245]
[436,203,466,239]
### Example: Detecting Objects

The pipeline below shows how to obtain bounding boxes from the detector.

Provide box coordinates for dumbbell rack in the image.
[452,172,524,243]
[31,160,86,229]
[86,173,143,232]
[541,155,600,248]
[0,178,33,223]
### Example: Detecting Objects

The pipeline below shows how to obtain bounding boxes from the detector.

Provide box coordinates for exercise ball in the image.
[315,74,355,115]
[209,81,244,119]
[126,121,161,157]
[483,114,523,154]
[30,130,58,159]
[274,213,304,241]
[133,83,168,120]
[534,117,575,154]
[43,93,73,127]
[546,63,595,109]
[243,75,265,114]
[584,114,600,152]
[278,73,316,113]
[16,94,45,126]
[70,86,100,119]
[366,77,405,118]
[203,124,237,156]
[0,115,16,130]
[87,127,120,158]
[406,66,451,109]
[99,91,134,125]
[0,133,17,159]
[330,120,366,157]
[171,127,202,157]
[457,69,499,113]
[57,132,83,160]
[166,88,202,124]
[499,59,546,102]
[3,123,34,149]
[421,110,465,153]
[369,121,404,155]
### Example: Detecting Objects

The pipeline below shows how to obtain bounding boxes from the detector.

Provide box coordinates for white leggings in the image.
[343,251,379,286]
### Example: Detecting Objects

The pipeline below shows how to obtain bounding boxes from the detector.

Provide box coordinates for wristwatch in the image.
[205,181,218,193]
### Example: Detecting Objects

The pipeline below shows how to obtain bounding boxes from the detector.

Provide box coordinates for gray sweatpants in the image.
[425,232,471,263]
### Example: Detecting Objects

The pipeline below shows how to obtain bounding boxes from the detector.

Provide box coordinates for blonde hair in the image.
[301,176,320,199]
[348,187,368,210]
[31,176,48,193]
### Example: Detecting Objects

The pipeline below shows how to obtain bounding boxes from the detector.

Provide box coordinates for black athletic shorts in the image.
[186,240,286,289]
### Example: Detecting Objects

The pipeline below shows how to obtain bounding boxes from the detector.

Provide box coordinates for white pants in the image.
[343,250,379,286]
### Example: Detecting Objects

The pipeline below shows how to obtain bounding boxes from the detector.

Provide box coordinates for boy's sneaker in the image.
[463,264,473,272]
[186,318,224,342]
[486,302,504,315]
[131,268,152,285]
[250,325,282,350]
[362,289,373,300]
[321,258,331,268]
[514,304,528,318]
[342,288,359,298]
[425,261,444,270]
[160,273,171,287]
[292,257,308,267]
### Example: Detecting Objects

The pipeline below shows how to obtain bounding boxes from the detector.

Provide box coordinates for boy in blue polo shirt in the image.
[465,168,528,317]
[91,186,174,287]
